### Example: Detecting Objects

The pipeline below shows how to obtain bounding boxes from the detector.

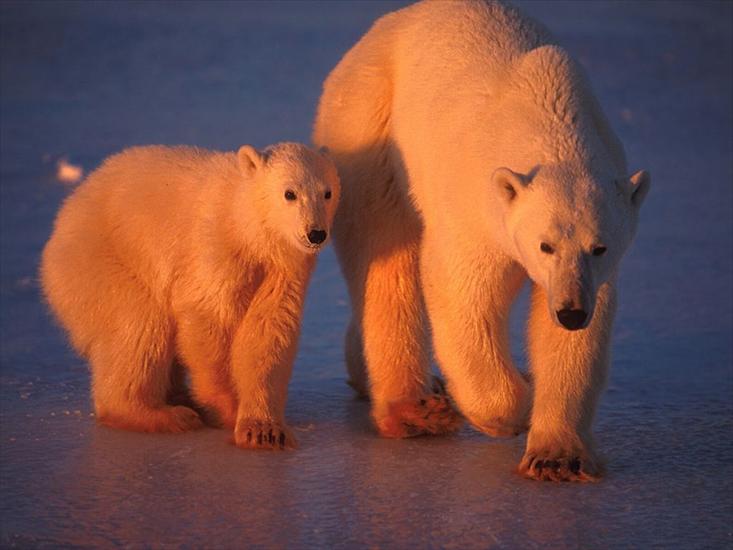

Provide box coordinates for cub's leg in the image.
[421,239,531,438]
[518,283,616,482]
[334,195,461,438]
[230,274,309,450]
[176,315,238,429]
[89,275,203,433]
[167,360,196,408]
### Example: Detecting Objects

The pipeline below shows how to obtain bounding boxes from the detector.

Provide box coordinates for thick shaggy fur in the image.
[41,143,340,450]
[313,0,649,480]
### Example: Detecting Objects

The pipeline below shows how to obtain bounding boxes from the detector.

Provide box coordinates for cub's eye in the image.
[592,246,607,256]
[284,190,297,201]
[540,242,554,254]
[324,190,332,200]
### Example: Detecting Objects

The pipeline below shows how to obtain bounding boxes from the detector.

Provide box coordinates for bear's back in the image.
[385,1,553,72]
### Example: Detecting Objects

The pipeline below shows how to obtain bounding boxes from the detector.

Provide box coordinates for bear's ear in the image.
[237,145,265,177]
[318,145,330,157]
[492,167,527,205]
[617,170,651,208]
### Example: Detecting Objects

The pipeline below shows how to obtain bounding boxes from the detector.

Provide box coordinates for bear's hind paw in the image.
[376,388,464,439]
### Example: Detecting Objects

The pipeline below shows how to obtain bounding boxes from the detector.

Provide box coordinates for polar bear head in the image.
[494,163,650,330]
[238,143,340,254]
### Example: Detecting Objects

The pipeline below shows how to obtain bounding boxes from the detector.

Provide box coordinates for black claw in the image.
[534,460,544,471]
[268,429,274,444]
[278,432,286,448]
[246,431,252,443]
[569,458,581,474]
[419,399,427,406]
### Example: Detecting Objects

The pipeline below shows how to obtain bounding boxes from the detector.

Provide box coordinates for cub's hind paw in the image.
[168,406,205,432]
[518,450,603,482]
[234,419,297,451]
[98,405,203,433]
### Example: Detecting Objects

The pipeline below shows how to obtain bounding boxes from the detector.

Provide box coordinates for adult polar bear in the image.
[314,0,649,481]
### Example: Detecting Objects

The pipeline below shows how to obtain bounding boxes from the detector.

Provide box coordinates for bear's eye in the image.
[324,190,332,200]
[592,246,607,256]
[284,190,297,201]
[540,242,554,254]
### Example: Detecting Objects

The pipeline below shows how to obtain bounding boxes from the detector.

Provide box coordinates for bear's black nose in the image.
[556,309,587,330]
[307,229,327,245]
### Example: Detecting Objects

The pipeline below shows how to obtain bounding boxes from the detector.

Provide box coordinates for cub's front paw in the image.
[518,447,603,482]
[375,379,463,438]
[234,419,297,450]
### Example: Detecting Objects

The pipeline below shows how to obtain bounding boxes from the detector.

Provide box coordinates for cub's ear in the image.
[492,167,528,205]
[237,145,265,177]
[617,170,651,208]
[318,145,330,157]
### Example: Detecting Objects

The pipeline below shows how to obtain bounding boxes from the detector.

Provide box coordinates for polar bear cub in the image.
[41,143,340,450]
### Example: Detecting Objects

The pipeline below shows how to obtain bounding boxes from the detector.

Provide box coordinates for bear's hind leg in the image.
[345,318,456,435]
[89,283,202,433]
[333,186,462,438]
[345,319,369,399]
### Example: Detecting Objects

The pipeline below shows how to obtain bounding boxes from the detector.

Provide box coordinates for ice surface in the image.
[1,1,731,548]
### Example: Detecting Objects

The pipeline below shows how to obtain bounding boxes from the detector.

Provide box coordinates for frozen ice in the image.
[1,1,731,548]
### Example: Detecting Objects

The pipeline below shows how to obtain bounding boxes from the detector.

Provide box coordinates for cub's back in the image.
[90,146,221,223]
[42,146,237,309]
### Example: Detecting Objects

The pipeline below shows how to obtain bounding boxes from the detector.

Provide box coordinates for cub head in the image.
[238,143,340,254]
[493,163,650,330]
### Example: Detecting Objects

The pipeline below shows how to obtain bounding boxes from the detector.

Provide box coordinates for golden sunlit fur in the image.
[41,143,340,450]
[313,0,649,479]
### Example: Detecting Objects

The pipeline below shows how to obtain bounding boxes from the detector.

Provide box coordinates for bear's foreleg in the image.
[229,274,306,450]
[421,246,531,438]
[519,282,617,482]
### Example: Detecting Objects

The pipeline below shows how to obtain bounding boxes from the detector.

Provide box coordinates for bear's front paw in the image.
[234,419,297,451]
[465,386,531,438]
[375,380,463,438]
[471,416,528,439]
[518,447,603,482]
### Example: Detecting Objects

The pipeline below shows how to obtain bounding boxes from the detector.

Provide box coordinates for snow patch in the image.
[56,158,83,184]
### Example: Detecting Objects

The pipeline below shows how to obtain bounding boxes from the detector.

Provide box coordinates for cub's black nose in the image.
[556,309,587,330]
[307,229,327,245]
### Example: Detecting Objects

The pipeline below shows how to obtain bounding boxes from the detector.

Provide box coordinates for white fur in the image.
[41,143,340,449]
[313,0,649,479]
